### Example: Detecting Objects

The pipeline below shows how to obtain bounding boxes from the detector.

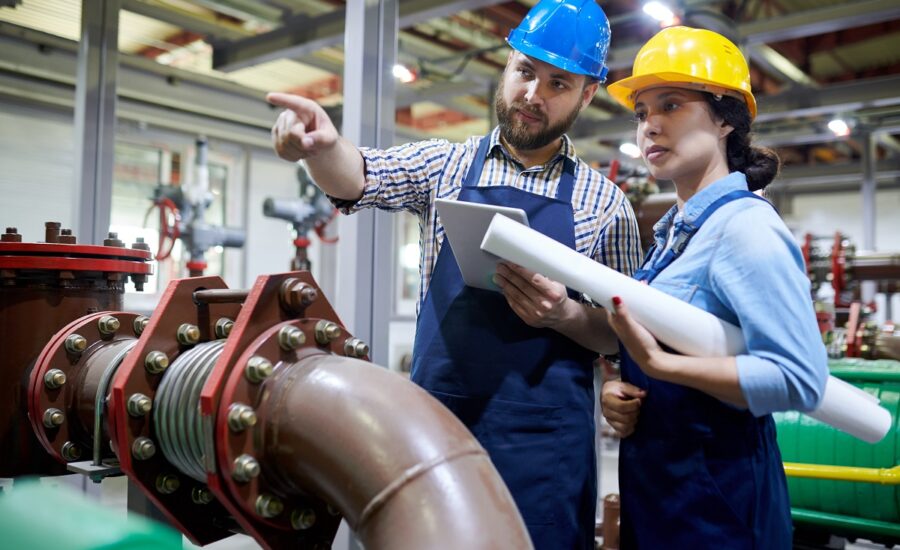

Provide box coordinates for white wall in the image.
[783,189,900,251]
[0,103,76,239]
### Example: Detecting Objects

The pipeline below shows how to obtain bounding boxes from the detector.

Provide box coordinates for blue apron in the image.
[618,190,793,549]
[412,136,598,549]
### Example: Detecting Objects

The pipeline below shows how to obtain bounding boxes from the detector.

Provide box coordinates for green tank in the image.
[775,358,900,541]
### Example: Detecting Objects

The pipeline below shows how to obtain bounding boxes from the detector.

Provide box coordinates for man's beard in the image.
[494,81,582,151]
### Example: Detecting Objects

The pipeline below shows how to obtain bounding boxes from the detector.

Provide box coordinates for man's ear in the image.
[581,81,599,109]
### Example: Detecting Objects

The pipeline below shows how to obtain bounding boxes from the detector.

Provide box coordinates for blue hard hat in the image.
[507,0,611,81]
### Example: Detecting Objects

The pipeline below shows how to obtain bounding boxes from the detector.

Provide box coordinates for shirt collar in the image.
[486,126,577,167]
[650,172,750,244]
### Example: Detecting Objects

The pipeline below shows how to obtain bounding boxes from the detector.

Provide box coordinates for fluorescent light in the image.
[827,118,850,137]
[619,143,642,158]
[643,1,675,21]
[392,64,416,84]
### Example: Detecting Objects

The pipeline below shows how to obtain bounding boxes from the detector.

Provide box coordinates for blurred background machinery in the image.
[0,220,531,550]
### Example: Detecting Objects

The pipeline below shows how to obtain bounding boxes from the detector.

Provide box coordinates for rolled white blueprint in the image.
[481,214,892,444]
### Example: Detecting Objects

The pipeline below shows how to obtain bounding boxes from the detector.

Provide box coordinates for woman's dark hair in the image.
[703,94,780,191]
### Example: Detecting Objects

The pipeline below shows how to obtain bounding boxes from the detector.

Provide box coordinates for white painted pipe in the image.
[481,214,892,444]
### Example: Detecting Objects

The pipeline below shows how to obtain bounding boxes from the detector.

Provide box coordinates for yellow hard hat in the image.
[607,26,757,119]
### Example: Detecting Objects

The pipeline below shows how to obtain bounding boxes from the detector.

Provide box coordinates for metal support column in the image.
[73,0,120,245]
[334,1,397,368]
[860,130,877,303]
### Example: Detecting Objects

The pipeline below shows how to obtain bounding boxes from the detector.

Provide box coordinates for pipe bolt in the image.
[215,318,234,339]
[127,393,153,417]
[61,441,81,461]
[280,278,318,310]
[227,403,258,432]
[155,474,180,495]
[256,494,284,518]
[343,338,370,358]
[97,315,120,335]
[43,408,65,428]
[132,437,156,461]
[245,356,273,383]
[232,454,261,483]
[291,508,317,530]
[144,351,169,374]
[315,320,342,345]
[44,369,67,389]
[192,487,213,505]
[133,315,150,336]
[177,323,201,345]
[278,326,306,350]
[65,334,87,354]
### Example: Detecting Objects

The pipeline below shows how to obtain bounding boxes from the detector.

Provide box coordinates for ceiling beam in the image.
[212,0,508,72]
[121,0,250,41]
[740,0,900,45]
[746,44,819,88]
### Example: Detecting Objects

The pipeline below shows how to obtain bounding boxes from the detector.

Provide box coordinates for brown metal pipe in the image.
[192,289,249,304]
[601,493,620,550]
[261,352,533,550]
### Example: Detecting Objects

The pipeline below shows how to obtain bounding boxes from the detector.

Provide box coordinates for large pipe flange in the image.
[109,276,240,546]
[27,311,141,465]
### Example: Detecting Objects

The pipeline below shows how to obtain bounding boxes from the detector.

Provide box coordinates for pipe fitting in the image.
[132,437,157,461]
[127,393,153,417]
[42,408,65,428]
[278,326,306,350]
[227,403,258,432]
[144,351,169,374]
[133,315,150,336]
[177,323,201,345]
[97,315,120,335]
[315,320,342,345]
[232,454,261,483]
[245,356,274,383]
[64,334,87,354]
[44,369,67,389]
[215,318,234,338]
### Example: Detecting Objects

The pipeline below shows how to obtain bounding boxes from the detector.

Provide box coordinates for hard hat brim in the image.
[608,72,757,119]
[507,37,607,81]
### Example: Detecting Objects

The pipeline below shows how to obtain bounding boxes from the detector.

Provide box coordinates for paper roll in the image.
[481,214,892,444]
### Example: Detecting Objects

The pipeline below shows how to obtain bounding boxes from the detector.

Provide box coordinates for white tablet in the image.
[435,198,529,291]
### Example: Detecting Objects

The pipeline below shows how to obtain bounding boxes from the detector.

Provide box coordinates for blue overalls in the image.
[617,190,793,549]
[412,136,598,549]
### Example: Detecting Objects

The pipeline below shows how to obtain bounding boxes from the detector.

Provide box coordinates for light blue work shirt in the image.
[644,172,828,416]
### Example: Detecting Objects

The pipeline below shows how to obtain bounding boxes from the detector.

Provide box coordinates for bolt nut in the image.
[215,318,234,339]
[245,356,274,383]
[97,315,120,335]
[291,508,317,530]
[278,326,306,350]
[177,323,201,345]
[127,393,153,417]
[132,437,156,461]
[256,494,284,518]
[65,334,88,354]
[44,369,67,389]
[315,321,342,345]
[43,408,65,428]
[133,315,150,336]
[61,441,81,461]
[192,487,213,505]
[232,454,261,483]
[343,338,370,358]
[227,403,258,432]
[144,351,169,374]
[280,278,318,311]
[155,474,180,495]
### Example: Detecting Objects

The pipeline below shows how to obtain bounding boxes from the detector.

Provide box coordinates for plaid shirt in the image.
[332,126,642,311]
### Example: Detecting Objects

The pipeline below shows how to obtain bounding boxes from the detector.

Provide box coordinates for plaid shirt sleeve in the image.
[594,193,643,277]
[328,139,454,217]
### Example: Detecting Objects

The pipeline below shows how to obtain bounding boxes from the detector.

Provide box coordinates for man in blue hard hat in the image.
[268,1,640,547]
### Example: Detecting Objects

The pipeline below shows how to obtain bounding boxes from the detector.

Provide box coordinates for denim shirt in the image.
[644,172,827,416]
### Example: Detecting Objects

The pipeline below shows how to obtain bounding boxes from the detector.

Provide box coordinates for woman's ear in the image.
[720,122,734,139]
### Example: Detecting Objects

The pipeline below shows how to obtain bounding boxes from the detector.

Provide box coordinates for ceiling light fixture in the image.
[827,118,851,137]
[392,64,417,84]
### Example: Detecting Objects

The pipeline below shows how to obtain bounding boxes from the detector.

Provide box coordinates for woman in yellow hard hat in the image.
[599,27,828,548]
